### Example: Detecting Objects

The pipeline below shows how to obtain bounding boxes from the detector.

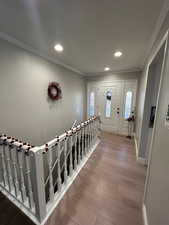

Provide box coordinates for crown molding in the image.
[142,0,169,66]
[0,32,85,76]
[86,67,142,76]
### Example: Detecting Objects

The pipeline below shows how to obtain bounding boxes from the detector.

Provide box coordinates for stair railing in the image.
[0,116,100,225]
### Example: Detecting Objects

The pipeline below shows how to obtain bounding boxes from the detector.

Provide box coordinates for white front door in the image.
[87,80,137,135]
[98,84,122,134]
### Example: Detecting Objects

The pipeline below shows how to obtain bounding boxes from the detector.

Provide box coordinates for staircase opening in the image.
[0,117,100,225]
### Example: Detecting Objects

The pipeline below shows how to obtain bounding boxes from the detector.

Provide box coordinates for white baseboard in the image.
[134,134,147,165]
[143,204,149,225]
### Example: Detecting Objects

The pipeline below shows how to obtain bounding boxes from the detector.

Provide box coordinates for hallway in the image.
[0,132,146,225]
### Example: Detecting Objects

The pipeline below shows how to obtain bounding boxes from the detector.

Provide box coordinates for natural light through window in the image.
[89,92,95,116]
[124,91,133,119]
[105,91,112,118]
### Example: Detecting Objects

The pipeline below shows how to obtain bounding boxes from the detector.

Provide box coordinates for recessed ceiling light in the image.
[114,51,122,57]
[104,67,110,71]
[54,44,64,52]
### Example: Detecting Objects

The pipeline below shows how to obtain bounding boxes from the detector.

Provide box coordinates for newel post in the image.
[30,147,46,223]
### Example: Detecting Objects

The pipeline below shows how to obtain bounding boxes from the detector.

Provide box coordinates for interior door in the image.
[98,84,122,134]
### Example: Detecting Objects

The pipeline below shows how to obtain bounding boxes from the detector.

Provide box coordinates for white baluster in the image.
[91,120,94,146]
[84,125,86,156]
[0,137,8,187]
[46,144,54,202]
[57,141,62,192]
[10,143,20,197]
[86,122,89,152]
[87,122,90,151]
[25,147,34,209]
[94,119,97,141]
[88,121,90,150]
[4,139,13,192]
[78,129,81,163]
[74,130,77,169]
[64,137,68,184]
[81,125,84,159]
[98,117,101,137]
[93,119,95,142]
[69,134,73,176]
[17,145,27,202]
[96,118,99,139]
[92,119,95,142]
[89,121,91,150]
[84,123,87,155]
[92,119,95,143]
[89,121,92,147]
[97,118,99,139]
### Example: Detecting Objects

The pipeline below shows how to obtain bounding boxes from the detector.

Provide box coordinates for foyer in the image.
[1,0,169,224]
[0,133,146,225]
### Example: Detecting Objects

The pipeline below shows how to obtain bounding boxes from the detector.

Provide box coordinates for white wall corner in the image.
[134,134,147,165]
[143,204,149,225]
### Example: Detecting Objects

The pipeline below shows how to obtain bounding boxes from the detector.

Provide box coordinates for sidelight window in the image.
[124,91,133,119]
[105,91,112,118]
[89,92,95,116]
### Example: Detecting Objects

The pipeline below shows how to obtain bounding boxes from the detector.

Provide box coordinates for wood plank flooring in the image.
[0,132,146,225]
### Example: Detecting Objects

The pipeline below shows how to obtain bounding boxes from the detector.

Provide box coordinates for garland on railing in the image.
[0,135,34,156]
[41,115,99,152]
[0,116,100,155]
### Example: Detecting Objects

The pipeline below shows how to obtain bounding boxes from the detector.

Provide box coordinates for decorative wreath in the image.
[48,82,62,101]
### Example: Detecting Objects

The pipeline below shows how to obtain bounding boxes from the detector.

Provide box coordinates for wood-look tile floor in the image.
[0,132,146,225]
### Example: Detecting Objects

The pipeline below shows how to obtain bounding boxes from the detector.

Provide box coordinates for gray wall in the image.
[0,38,86,146]
[136,11,169,225]
[135,12,169,158]
[137,45,165,159]
[144,40,169,225]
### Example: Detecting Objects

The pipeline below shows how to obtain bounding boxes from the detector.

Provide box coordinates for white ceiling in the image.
[0,0,165,75]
